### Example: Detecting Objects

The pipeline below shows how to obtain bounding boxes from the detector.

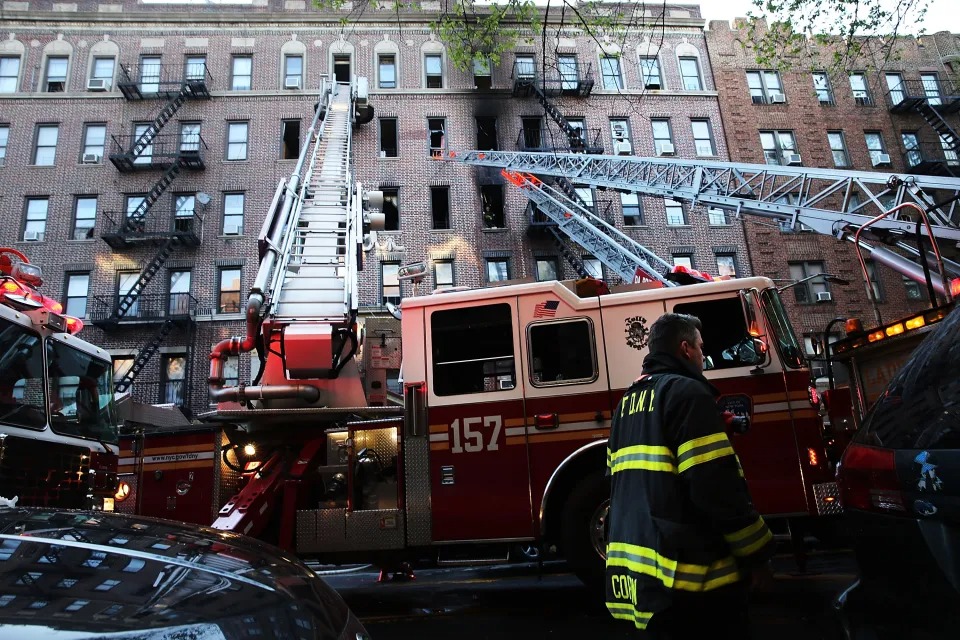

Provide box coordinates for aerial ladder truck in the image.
[181,75,960,585]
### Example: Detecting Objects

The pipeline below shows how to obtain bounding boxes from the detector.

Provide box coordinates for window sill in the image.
[623,224,649,229]
[220,234,245,239]
[76,162,104,167]
[482,227,509,233]
[666,225,693,229]
[378,155,400,160]
[67,238,97,243]
[431,228,454,233]
[223,159,250,164]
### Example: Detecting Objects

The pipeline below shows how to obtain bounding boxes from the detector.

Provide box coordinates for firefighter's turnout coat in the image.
[605,352,776,630]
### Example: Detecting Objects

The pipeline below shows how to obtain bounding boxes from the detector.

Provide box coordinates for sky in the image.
[698,0,960,35]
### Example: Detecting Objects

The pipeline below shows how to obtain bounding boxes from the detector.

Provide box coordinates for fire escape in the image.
[512,57,603,277]
[888,77,960,178]
[91,61,211,413]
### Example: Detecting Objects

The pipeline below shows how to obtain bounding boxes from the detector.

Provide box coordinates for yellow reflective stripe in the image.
[676,432,735,473]
[673,556,741,591]
[606,446,612,471]
[724,517,773,557]
[609,444,677,475]
[606,602,654,630]
[606,542,741,592]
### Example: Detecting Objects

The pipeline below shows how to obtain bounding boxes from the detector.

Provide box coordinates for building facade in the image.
[0,1,746,416]
[706,19,960,370]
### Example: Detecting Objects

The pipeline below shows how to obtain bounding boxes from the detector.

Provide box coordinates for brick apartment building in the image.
[0,0,747,416]
[705,20,960,373]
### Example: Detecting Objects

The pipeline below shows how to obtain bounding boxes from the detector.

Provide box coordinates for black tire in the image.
[561,471,610,589]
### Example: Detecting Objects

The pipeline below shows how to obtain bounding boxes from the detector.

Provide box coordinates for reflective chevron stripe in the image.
[676,432,736,473]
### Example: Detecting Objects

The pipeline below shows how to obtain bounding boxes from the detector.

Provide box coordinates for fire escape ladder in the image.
[114,320,176,394]
[915,101,960,153]
[530,83,585,152]
[129,91,190,158]
[112,236,182,320]
[127,161,184,226]
[548,227,589,278]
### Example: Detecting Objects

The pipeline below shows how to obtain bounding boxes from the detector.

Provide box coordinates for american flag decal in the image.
[533,300,560,318]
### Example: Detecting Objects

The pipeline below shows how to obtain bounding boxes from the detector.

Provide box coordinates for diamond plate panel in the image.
[345,509,405,549]
[115,474,138,515]
[404,436,432,545]
[296,508,348,553]
[813,481,843,516]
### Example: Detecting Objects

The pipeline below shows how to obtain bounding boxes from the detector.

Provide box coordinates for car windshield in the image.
[760,287,805,369]
[0,318,46,429]
[47,339,119,445]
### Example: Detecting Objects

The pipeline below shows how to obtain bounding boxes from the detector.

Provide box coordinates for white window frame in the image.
[24,198,49,242]
[691,119,715,156]
[73,196,97,240]
[223,192,245,235]
[65,272,90,319]
[33,124,59,166]
[599,55,623,90]
[232,55,253,91]
[424,53,443,88]
[0,56,22,93]
[226,121,248,161]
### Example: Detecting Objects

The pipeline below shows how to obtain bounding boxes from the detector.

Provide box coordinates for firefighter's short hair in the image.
[648,313,702,355]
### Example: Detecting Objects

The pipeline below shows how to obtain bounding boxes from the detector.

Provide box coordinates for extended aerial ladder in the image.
[452,150,960,297]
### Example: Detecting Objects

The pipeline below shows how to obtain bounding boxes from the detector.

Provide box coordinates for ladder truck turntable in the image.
[120,76,959,584]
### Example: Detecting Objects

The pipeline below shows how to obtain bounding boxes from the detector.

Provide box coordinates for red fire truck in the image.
[0,248,120,510]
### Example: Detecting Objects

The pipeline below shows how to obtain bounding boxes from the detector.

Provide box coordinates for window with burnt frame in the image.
[281,120,300,159]
[379,118,398,157]
[431,303,516,395]
[476,116,498,150]
[431,186,450,229]
[480,185,505,228]
[529,319,597,386]
[673,297,763,370]
[381,188,399,230]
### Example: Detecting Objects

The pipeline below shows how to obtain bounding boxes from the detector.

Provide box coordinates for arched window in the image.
[280,40,307,90]
[41,40,74,93]
[86,40,119,91]
[374,39,400,90]
[675,42,703,91]
[421,41,445,89]
[0,39,26,94]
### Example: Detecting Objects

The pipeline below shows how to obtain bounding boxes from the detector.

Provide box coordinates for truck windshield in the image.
[760,287,806,369]
[0,318,46,430]
[47,339,119,445]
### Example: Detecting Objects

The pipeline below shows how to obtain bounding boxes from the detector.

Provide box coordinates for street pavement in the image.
[324,550,861,639]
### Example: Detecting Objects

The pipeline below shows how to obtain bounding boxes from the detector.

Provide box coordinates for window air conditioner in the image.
[82,153,101,164]
[87,78,109,91]
[223,224,241,236]
[285,77,302,89]
[816,291,833,302]
[658,142,675,156]
[785,153,803,165]
[769,92,786,103]
[872,153,891,166]
[614,140,633,155]
[23,231,40,241]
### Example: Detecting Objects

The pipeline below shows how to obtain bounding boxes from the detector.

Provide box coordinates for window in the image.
[621,192,642,225]
[864,132,888,165]
[529,319,597,386]
[535,257,559,281]
[333,54,351,83]
[185,55,206,81]
[812,72,834,104]
[673,255,693,269]
[715,255,737,277]
[133,123,153,165]
[179,122,200,153]
[942,134,959,166]
[558,55,578,90]
[378,54,396,89]
[428,118,446,157]
[424,53,443,88]
[90,57,114,89]
[521,117,542,150]
[24,198,48,241]
[849,72,871,105]
[81,124,106,163]
[168,269,191,315]
[33,124,59,165]
[44,56,68,92]
[476,117,498,151]
[865,261,883,302]
[788,261,827,303]
[610,118,631,147]
[381,188,399,230]
[664,199,686,226]
[486,258,510,282]
[0,125,9,166]
[223,356,239,388]
[902,132,922,167]
[674,297,765,370]
[746,70,783,104]
[574,187,594,212]
[431,303,515,395]
[679,57,702,91]
[226,122,248,160]
[232,55,252,91]
[921,73,941,106]
[284,55,303,89]
[73,196,96,240]
[600,55,623,90]
[759,130,797,165]
[64,273,89,318]
[582,256,602,279]
[174,194,195,232]
[113,357,134,390]
[161,355,186,405]
[885,73,905,105]
[281,119,300,159]
[139,56,161,93]
[218,267,241,313]
[431,186,450,229]
[514,54,535,79]
[381,263,400,304]
[567,118,586,148]
[708,208,728,225]
[379,117,398,157]
[0,56,19,93]
[480,185,505,228]
[827,131,850,167]
[125,194,146,227]
[473,56,492,89]
[223,193,244,235]
[434,260,454,289]
[691,119,715,156]
[903,275,923,300]
[639,56,661,89]
[651,119,673,156]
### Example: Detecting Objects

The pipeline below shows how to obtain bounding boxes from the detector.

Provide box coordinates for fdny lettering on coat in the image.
[621,389,656,417]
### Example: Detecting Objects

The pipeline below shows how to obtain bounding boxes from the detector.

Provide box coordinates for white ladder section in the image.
[274,85,353,322]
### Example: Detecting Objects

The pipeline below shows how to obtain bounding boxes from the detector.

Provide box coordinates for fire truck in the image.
[118,75,960,584]
[0,247,120,510]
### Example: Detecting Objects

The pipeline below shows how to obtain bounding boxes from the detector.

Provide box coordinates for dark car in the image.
[836,304,960,636]
[0,507,371,640]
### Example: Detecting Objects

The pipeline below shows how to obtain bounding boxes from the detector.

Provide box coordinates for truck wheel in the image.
[561,472,609,589]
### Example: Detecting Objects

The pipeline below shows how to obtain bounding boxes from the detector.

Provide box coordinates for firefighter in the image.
[605,312,775,637]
